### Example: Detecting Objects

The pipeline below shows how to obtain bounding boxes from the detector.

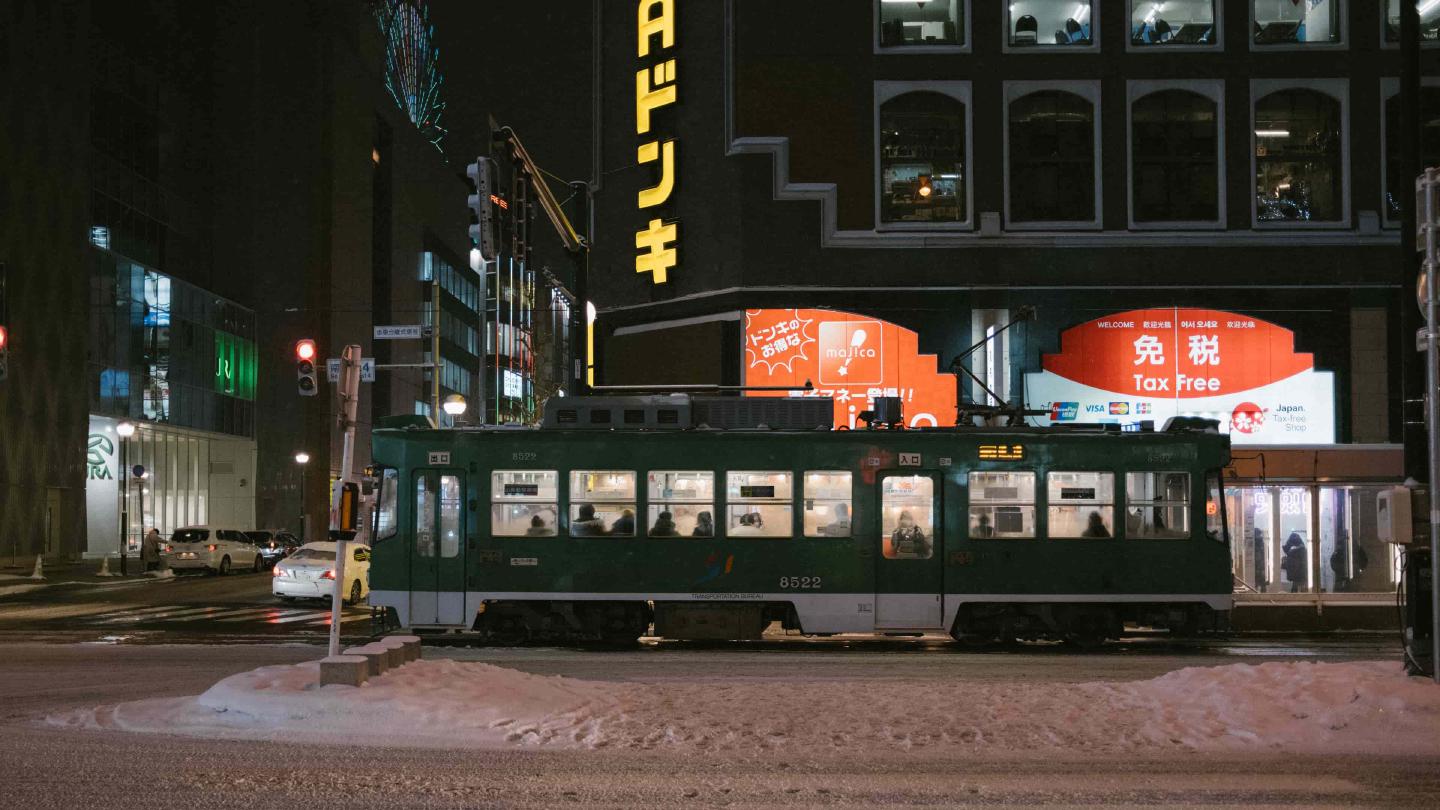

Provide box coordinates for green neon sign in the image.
[214,330,257,400]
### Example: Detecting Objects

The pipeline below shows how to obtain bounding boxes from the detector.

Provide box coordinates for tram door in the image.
[874,473,944,629]
[410,469,467,625]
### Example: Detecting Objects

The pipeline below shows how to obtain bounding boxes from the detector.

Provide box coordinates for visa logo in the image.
[1050,401,1079,421]
[1084,404,1107,414]
[1108,402,1130,415]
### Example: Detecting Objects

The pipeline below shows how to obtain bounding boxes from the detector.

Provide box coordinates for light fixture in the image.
[1422,0,1440,18]
[116,421,136,438]
[916,175,933,198]
[294,452,310,465]
[443,394,468,417]
[1255,129,1291,138]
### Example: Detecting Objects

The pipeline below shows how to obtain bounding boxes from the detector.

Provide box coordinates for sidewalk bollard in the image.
[96,557,112,577]
[319,655,369,687]
[344,644,388,677]
[28,555,44,581]
[375,637,405,669]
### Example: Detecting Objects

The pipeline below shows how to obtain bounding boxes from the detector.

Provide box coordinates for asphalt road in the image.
[2,641,1437,809]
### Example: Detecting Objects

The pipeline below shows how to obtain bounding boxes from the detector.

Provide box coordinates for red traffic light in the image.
[294,339,317,362]
[0,325,7,350]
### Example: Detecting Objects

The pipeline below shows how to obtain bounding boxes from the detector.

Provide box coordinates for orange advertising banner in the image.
[742,309,957,428]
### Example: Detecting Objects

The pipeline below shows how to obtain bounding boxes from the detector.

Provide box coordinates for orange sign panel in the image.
[743,309,957,428]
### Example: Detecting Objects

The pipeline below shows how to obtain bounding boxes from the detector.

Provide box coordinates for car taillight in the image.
[272,567,284,578]
[207,544,217,552]
[165,545,173,552]
[321,569,336,580]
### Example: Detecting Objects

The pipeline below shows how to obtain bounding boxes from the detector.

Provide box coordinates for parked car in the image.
[246,529,301,568]
[272,541,371,605]
[163,526,265,575]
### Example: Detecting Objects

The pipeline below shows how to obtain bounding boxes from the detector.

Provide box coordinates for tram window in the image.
[415,475,436,558]
[803,471,853,537]
[726,471,793,538]
[490,470,559,537]
[439,475,462,558]
[968,471,1035,538]
[1126,472,1190,539]
[570,470,638,537]
[1205,471,1226,543]
[882,475,934,559]
[374,468,399,542]
[647,471,715,537]
[1048,471,1115,539]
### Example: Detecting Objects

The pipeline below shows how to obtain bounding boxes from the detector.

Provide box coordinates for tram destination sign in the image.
[978,444,1025,461]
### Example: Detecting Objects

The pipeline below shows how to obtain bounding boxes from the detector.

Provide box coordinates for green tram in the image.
[368,396,1232,644]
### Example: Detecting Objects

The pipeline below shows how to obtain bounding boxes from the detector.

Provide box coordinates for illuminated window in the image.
[804,471,852,537]
[879,0,965,49]
[1383,86,1440,223]
[375,468,399,541]
[1253,86,1344,224]
[1252,0,1341,46]
[647,471,714,538]
[1008,1,1094,48]
[490,470,558,537]
[969,471,1035,539]
[1386,1,1440,43]
[1131,88,1220,224]
[882,475,934,559]
[1048,472,1114,539]
[1007,87,1098,225]
[1126,472,1190,539]
[726,471,792,538]
[569,470,637,537]
[1128,1,1216,46]
[880,91,967,226]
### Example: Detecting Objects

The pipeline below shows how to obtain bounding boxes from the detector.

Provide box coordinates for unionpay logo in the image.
[818,321,882,385]
[1050,401,1079,421]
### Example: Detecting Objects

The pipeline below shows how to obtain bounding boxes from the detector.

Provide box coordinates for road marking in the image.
[95,605,270,624]
[273,609,370,625]
[216,608,317,623]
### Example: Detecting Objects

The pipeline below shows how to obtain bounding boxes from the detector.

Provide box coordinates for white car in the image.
[163,526,265,575]
[272,541,371,605]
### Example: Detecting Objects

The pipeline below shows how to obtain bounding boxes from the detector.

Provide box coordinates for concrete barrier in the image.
[344,644,388,677]
[375,638,405,669]
[319,655,368,687]
[389,635,422,662]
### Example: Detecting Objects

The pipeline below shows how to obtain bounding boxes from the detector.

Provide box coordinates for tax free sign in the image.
[1025,308,1335,445]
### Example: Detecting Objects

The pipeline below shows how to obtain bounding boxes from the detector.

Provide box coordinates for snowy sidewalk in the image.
[54,657,1440,757]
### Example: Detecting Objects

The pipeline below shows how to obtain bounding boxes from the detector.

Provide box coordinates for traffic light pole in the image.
[328,344,361,658]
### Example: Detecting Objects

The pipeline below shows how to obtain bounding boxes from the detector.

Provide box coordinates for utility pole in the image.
[328,344,361,658]
[430,273,442,422]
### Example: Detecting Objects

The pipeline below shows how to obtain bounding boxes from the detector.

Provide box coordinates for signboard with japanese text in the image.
[742,308,957,429]
[634,0,679,284]
[1025,308,1335,444]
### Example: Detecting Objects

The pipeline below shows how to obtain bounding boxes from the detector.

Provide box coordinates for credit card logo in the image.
[1050,402,1079,421]
[1108,402,1130,416]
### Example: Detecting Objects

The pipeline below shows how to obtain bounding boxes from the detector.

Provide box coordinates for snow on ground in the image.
[54,658,1440,757]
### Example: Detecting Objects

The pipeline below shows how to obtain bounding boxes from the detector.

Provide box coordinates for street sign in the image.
[327,358,376,383]
[374,324,423,340]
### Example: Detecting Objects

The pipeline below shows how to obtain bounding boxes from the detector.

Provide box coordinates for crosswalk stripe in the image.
[90,604,189,620]
[84,603,371,626]
[216,608,315,623]
[97,605,264,623]
[304,612,371,626]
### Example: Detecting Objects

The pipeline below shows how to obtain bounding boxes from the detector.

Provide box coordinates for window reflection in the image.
[1386,0,1440,42]
[879,0,963,47]
[1009,91,1096,223]
[1130,1,1215,45]
[882,476,934,558]
[1009,1,1092,46]
[1384,88,1440,222]
[1253,0,1340,45]
[1254,89,1343,223]
[1047,472,1114,538]
[880,92,966,225]
[1132,90,1219,223]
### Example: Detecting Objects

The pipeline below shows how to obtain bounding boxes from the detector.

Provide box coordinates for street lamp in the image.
[443,394,467,417]
[294,452,310,542]
[116,422,135,575]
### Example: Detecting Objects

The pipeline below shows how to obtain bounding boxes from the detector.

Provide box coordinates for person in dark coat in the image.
[141,528,162,572]
[1329,535,1369,592]
[1252,527,1269,593]
[691,511,714,537]
[1080,511,1110,539]
[1282,532,1308,592]
[649,511,680,537]
[890,511,930,558]
[571,504,607,536]
[610,508,636,536]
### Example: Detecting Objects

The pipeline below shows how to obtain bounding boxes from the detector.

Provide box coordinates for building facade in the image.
[0,0,471,561]
[583,0,1440,623]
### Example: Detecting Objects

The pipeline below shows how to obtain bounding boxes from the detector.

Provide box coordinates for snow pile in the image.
[56,659,1440,756]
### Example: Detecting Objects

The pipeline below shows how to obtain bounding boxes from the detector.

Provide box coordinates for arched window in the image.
[1254,88,1343,223]
[1008,90,1095,223]
[879,92,966,225]
[1384,87,1440,222]
[1132,90,1219,223]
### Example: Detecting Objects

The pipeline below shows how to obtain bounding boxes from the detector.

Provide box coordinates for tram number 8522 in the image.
[779,576,822,589]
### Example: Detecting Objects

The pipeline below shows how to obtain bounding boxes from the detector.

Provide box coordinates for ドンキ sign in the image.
[634,0,680,284]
